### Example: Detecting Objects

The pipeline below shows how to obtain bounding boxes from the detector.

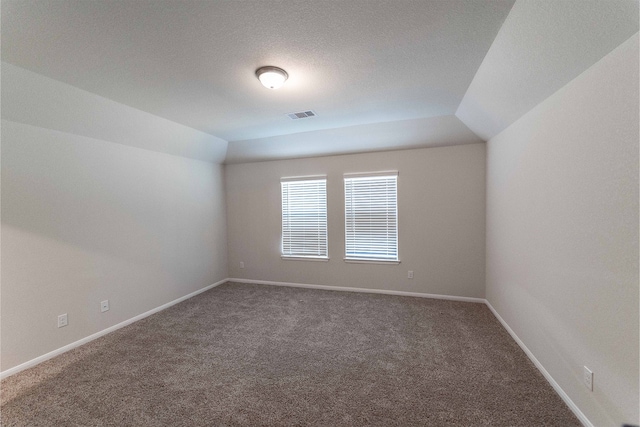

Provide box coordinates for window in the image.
[344,172,398,262]
[281,177,328,259]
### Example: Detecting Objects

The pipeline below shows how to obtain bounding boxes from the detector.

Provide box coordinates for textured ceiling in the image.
[1,0,514,143]
[2,63,228,163]
[455,0,639,141]
[2,0,638,163]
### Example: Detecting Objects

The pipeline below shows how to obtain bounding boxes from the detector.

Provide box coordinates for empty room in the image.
[1,1,638,426]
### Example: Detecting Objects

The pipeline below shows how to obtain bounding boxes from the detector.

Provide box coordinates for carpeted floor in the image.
[1,282,580,426]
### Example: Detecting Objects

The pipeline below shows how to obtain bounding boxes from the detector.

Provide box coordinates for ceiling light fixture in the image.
[255,66,288,89]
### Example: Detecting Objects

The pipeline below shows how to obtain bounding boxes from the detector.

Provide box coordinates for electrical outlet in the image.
[240,261,245,269]
[101,300,109,313]
[57,313,68,328]
[583,366,593,391]
[408,270,414,279]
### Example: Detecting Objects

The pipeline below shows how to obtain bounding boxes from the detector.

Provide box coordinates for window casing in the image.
[344,172,398,262]
[281,177,328,259]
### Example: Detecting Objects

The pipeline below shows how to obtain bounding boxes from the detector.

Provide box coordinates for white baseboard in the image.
[0,278,227,380]
[228,277,486,303]
[484,301,592,427]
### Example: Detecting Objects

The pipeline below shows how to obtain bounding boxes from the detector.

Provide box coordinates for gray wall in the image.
[225,144,486,298]
[485,33,639,426]
[1,65,229,372]
[0,63,227,371]
[1,120,228,371]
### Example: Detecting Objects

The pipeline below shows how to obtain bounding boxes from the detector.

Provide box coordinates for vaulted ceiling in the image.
[2,0,638,163]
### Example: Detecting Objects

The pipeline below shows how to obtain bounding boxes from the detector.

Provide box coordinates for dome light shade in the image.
[255,66,288,89]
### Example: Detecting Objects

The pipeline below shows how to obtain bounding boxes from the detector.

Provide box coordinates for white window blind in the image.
[344,173,398,262]
[281,177,328,258]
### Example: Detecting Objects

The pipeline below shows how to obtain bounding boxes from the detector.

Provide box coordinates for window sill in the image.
[281,256,329,262]
[344,258,400,265]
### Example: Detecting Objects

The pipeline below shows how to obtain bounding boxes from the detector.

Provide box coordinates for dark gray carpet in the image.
[1,282,579,426]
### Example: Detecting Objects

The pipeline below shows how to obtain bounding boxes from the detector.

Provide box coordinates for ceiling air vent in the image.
[286,110,317,120]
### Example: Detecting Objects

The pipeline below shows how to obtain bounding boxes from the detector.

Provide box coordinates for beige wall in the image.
[485,33,639,426]
[1,120,228,371]
[225,144,486,298]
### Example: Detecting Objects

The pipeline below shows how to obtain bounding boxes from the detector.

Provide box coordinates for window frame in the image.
[280,175,329,261]
[343,171,400,264]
